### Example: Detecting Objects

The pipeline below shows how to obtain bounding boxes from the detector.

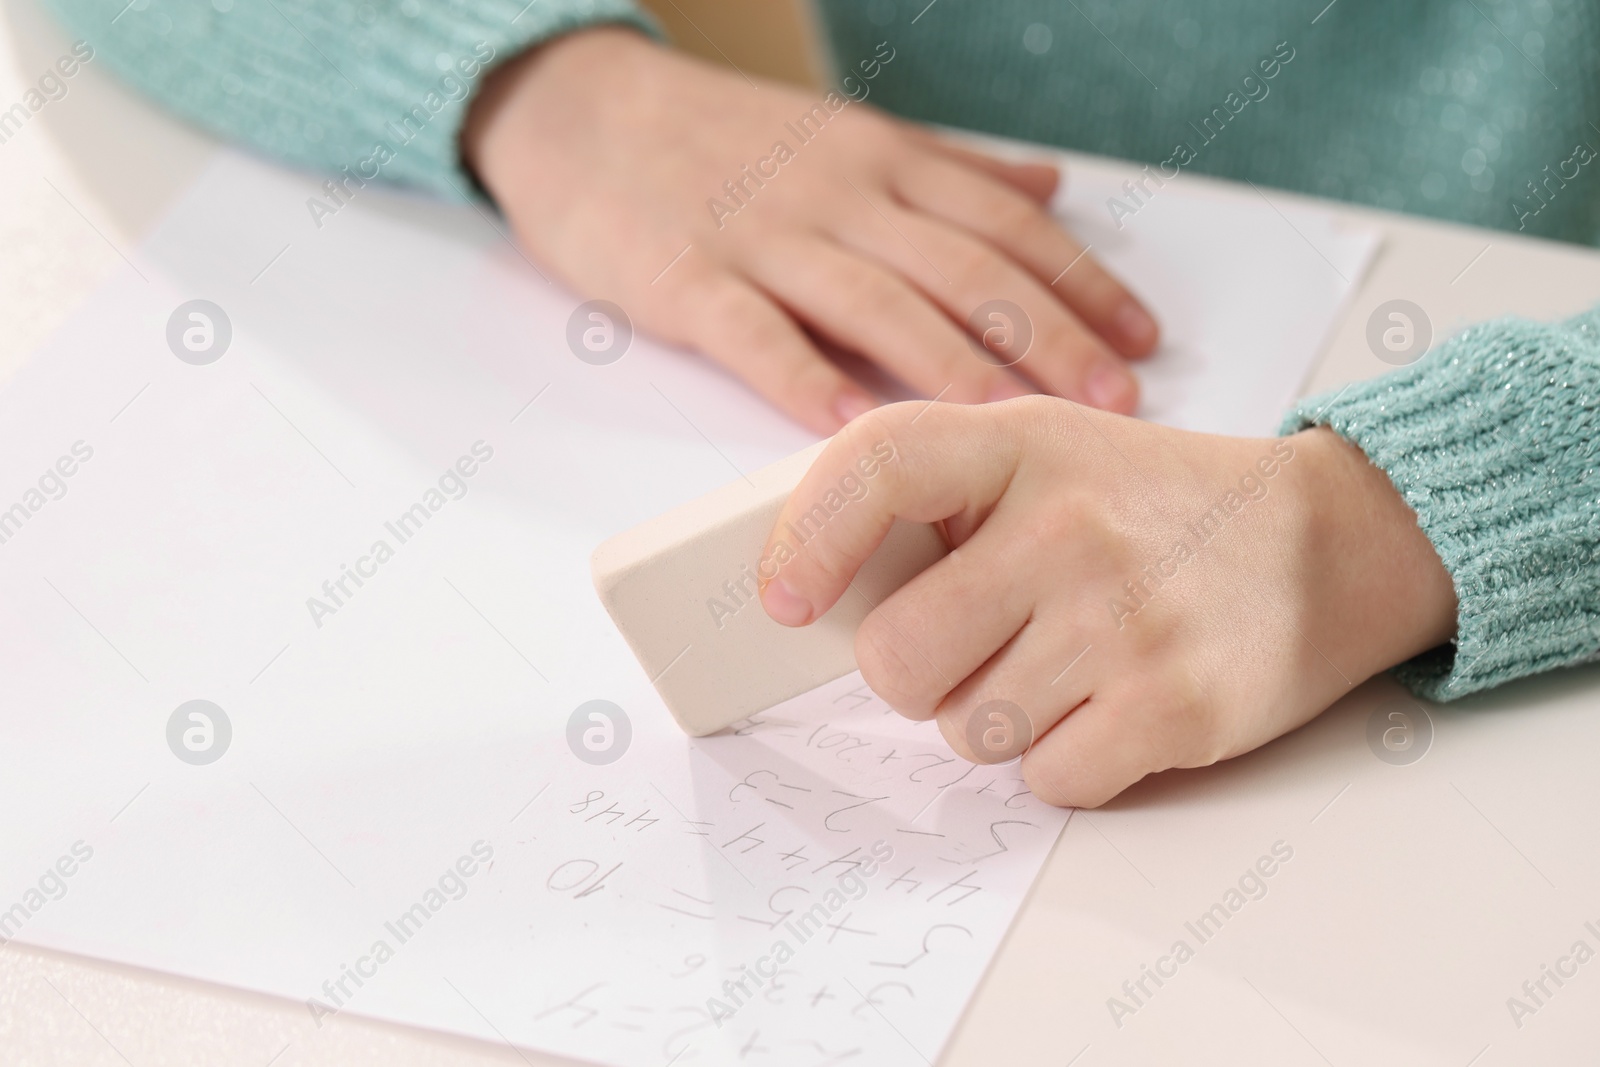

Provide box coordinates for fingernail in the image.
[986,377,1032,403]
[1114,301,1158,351]
[1085,361,1138,412]
[834,392,877,426]
[761,578,813,627]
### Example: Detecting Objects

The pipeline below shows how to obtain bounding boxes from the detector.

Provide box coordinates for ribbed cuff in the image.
[44,0,659,201]
[1281,305,1600,701]
[327,0,662,200]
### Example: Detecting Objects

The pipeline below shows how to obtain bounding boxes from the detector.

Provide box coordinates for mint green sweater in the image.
[44,0,1600,701]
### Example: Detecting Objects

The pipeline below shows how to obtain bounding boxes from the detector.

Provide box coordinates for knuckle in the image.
[771,348,836,403]
[1183,730,1231,769]
[1018,392,1078,442]
[1172,682,1229,767]
[1006,392,1067,432]
[846,406,908,456]
[835,400,924,488]
[835,108,896,153]
[687,281,784,353]
[836,266,912,325]
[687,280,757,338]
[1129,669,1220,769]
[989,195,1045,245]
[944,241,1003,291]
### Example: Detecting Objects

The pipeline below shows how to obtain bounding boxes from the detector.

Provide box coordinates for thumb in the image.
[758,402,1020,626]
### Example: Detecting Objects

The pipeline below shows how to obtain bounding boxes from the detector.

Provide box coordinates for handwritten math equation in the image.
[490,674,1070,1067]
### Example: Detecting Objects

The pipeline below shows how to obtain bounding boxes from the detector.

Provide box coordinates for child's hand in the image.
[758,398,1457,806]
[463,29,1158,434]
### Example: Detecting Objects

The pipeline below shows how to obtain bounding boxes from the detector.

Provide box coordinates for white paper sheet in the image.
[0,150,1376,1066]
[1057,164,1379,436]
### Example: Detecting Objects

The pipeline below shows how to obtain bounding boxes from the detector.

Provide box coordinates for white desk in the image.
[4,2,1599,1063]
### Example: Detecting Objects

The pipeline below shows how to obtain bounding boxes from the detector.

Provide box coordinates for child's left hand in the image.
[759,397,1457,807]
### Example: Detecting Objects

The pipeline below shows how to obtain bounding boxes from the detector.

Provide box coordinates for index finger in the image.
[758,401,1022,627]
[892,156,1159,359]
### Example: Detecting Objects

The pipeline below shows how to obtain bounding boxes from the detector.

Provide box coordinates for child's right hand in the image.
[462,28,1158,434]
[758,397,1458,807]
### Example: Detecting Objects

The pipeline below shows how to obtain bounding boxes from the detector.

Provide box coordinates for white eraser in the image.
[591,439,948,736]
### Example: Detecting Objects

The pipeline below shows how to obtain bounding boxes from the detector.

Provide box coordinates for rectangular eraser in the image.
[591,439,948,736]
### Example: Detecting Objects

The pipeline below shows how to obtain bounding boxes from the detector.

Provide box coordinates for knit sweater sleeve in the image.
[42,0,657,200]
[1282,305,1600,702]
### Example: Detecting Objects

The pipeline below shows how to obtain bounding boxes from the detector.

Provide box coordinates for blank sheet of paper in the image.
[1056,163,1380,436]
[0,150,1375,1066]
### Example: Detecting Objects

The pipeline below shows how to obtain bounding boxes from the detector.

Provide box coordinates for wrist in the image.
[462,26,656,199]
[1291,427,1458,685]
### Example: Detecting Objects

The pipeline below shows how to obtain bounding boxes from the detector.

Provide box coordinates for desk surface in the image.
[5,4,1600,1065]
